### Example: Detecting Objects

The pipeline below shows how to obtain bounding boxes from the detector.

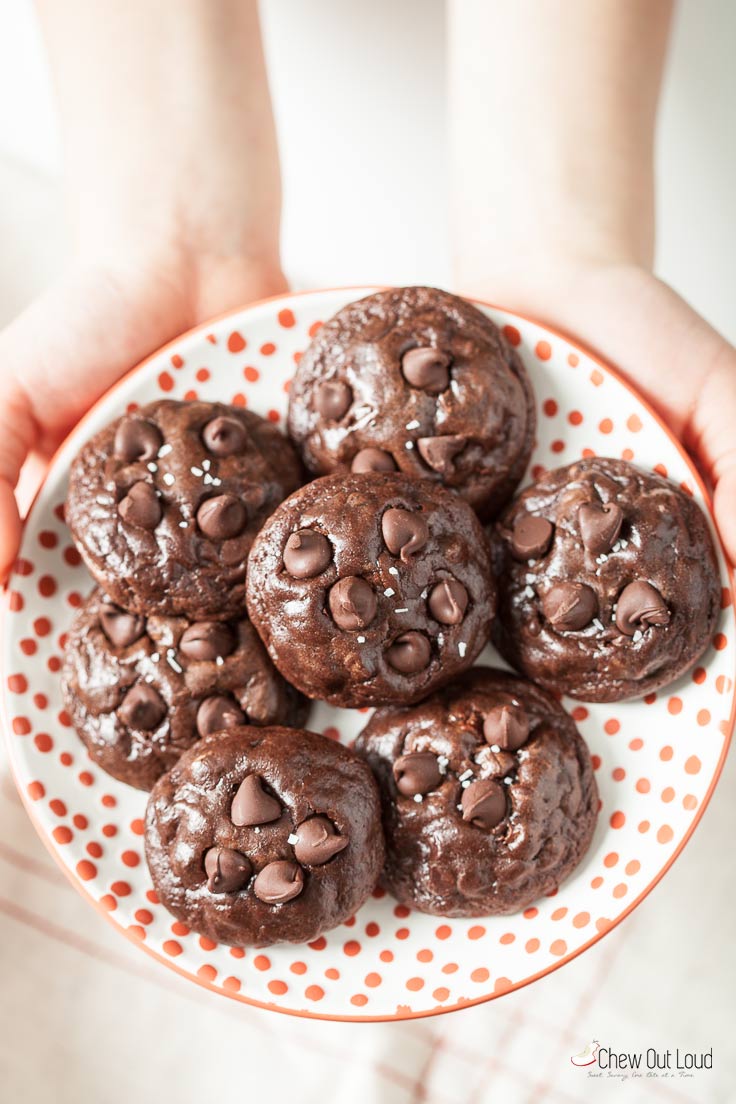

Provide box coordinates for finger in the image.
[0,482,22,584]
[713,467,736,569]
[0,380,39,581]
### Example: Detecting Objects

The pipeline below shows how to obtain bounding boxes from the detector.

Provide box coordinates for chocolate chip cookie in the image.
[65,400,303,620]
[287,287,536,520]
[144,726,385,946]
[61,588,307,790]
[492,457,721,701]
[245,472,497,707]
[355,667,599,916]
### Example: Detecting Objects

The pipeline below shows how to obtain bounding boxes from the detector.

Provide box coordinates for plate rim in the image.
[2,285,734,1023]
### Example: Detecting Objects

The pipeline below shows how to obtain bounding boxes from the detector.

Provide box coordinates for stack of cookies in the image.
[60,286,721,947]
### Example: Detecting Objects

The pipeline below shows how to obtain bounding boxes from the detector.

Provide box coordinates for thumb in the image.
[691,347,736,568]
[0,382,38,582]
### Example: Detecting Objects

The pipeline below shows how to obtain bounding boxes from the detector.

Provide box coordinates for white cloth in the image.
[1,2,735,1101]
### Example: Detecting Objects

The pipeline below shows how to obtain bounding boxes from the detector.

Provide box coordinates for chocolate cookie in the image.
[245,472,497,707]
[61,588,307,790]
[355,667,598,916]
[492,457,720,701]
[145,726,385,946]
[287,287,535,520]
[65,400,302,620]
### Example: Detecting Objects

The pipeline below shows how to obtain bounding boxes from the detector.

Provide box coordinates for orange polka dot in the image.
[683,794,698,811]
[20,639,37,656]
[550,439,565,453]
[305,985,324,1001]
[697,709,711,726]
[183,389,198,401]
[33,693,48,710]
[536,341,552,361]
[365,922,380,937]
[621,448,634,461]
[86,842,103,859]
[99,895,116,912]
[12,716,31,736]
[595,918,612,933]
[290,961,307,975]
[625,860,640,876]
[442,962,458,974]
[9,592,24,612]
[629,738,644,751]
[227,332,246,353]
[395,928,409,940]
[525,938,540,953]
[503,324,521,346]
[591,755,601,770]
[551,907,568,921]
[638,820,650,833]
[599,418,613,434]
[365,972,382,988]
[27,781,45,801]
[654,463,668,477]
[135,909,153,925]
[260,342,276,356]
[417,949,433,963]
[343,940,361,956]
[171,354,184,368]
[101,794,116,808]
[613,883,628,899]
[603,851,618,868]
[34,733,53,753]
[433,987,450,1001]
[523,907,538,919]
[604,718,620,735]
[573,912,590,929]
[229,946,245,958]
[268,980,288,996]
[222,976,241,992]
[278,308,296,328]
[350,994,368,1007]
[722,587,733,609]
[659,746,673,761]
[52,826,72,844]
[645,692,657,704]
[379,950,394,963]
[471,967,490,982]
[146,889,159,905]
[198,965,217,983]
[612,767,625,782]
[568,410,583,426]
[308,320,323,338]
[267,409,280,423]
[657,825,674,844]
[714,633,727,650]
[309,936,326,951]
[667,697,682,715]
[635,777,651,794]
[468,925,486,940]
[499,932,515,944]
[543,398,558,416]
[716,675,732,695]
[693,667,706,685]
[253,955,271,971]
[49,799,66,816]
[76,860,96,881]
[661,786,675,803]
[406,977,424,991]
[494,977,512,994]
[609,811,625,829]
[158,371,174,392]
[393,904,411,919]
[231,393,247,407]
[8,673,28,693]
[171,921,189,937]
[680,481,694,497]
[571,706,588,721]
[195,367,210,383]
[591,876,603,889]
[435,924,452,940]
[550,940,567,956]
[111,881,131,896]
[163,940,182,957]
[626,414,643,432]
[242,366,260,384]
[122,850,140,867]
[79,771,94,786]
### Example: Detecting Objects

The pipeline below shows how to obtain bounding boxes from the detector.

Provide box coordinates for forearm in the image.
[449,0,673,302]
[37,0,282,272]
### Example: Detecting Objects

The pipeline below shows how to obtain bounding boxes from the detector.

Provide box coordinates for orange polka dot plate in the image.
[2,288,734,1020]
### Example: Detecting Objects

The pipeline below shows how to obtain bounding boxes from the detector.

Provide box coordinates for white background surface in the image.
[0,2,734,1102]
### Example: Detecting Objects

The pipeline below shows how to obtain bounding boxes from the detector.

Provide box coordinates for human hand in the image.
[0,246,287,580]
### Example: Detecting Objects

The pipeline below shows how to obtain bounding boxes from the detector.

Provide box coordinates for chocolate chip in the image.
[118,683,166,730]
[196,494,246,540]
[202,415,247,457]
[196,695,245,737]
[253,860,304,904]
[542,582,598,631]
[293,816,348,865]
[231,774,281,827]
[616,580,670,636]
[417,435,467,474]
[461,778,506,829]
[180,622,237,662]
[351,448,397,474]
[392,751,442,796]
[113,417,163,463]
[483,704,529,751]
[118,481,162,530]
[99,603,145,648]
[428,578,468,625]
[381,507,429,561]
[578,502,624,556]
[204,847,252,894]
[315,380,353,420]
[328,576,377,631]
[385,631,431,673]
[401,346,451,393]
[510,515,554,560]
[283,529,332,578]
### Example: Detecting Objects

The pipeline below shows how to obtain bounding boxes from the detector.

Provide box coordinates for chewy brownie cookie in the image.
[65,399,302,620]
[355,667,599,917]
[145,726,385,946]
[245,472,497,707]
[62,588,307,790]
[287,286,536,520]
[492,457,721,701]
